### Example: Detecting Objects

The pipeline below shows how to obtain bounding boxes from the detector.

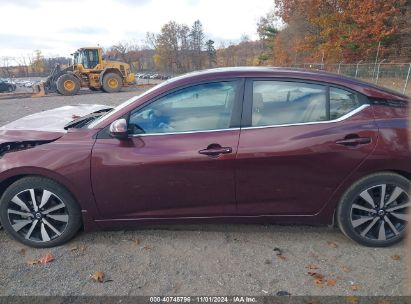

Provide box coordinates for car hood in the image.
[0,104,112,132]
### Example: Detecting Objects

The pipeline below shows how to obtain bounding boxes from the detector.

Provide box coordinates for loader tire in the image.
[102,73,122,93]
[56,74,80,96]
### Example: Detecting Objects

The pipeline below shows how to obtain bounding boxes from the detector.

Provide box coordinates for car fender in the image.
[0,166,100,231]
[315,116,411,224]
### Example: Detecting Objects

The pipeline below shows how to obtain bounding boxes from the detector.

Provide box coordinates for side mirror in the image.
[109,119,128,139]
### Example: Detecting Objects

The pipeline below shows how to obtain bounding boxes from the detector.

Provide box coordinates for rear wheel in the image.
[337,172,409,247]
[0,177,82,248]
[102,73,122,93]
[56,74,80,96]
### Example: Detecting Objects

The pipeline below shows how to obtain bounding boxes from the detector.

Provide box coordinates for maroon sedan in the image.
[0,67,409,248]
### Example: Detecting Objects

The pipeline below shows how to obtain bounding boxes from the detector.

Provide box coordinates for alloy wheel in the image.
[350,184,409,241]
[7,188,69,243]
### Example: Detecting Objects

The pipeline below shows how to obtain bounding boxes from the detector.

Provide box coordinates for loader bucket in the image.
[32,82,46,97]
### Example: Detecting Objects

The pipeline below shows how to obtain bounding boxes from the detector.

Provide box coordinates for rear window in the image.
[330,87,361,119]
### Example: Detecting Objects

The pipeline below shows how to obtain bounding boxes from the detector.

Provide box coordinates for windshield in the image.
[88,80,172,129]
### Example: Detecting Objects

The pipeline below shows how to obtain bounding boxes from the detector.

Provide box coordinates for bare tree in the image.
[0,57,13,77]
[15,55,30,77]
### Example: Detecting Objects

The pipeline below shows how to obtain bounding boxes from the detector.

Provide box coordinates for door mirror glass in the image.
[109,118,128,139]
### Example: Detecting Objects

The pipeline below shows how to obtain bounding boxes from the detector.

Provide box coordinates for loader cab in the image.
[72,48,100,69]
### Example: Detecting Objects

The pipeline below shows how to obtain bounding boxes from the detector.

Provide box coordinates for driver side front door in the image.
[91,80,244,220]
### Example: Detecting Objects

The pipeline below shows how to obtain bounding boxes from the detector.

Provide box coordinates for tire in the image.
[0,177,82,248]
[56,74,80,96]
[102,73,122,93]
[337,172,410,247]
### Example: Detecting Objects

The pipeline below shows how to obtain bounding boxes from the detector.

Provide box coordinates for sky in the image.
[0,0,274,59]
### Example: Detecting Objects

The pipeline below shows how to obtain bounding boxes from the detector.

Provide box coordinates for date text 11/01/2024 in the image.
[149,297,257,303]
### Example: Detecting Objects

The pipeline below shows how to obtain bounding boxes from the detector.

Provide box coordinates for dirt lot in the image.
[0,88,407,296]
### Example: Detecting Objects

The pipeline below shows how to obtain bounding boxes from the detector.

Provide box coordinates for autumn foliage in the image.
[271,0,408,64]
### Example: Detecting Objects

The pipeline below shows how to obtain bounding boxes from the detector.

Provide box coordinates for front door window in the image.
[128,81,238,135]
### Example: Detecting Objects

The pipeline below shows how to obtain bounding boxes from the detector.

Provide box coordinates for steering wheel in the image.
[147,109,175,132]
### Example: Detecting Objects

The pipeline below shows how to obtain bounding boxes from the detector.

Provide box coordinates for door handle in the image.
[336,136,371,146]
[199,145,232,156]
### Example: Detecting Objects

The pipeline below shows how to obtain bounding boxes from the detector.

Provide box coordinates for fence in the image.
[291,62,411,95]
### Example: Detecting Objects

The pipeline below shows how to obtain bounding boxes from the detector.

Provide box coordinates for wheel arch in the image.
[66,71,82,82]
[0,168,100,231]
[56,71,82,84]
[320,168,411,226]
[100,68,123,85]
[334,170,409,246]
[0,168,81,209]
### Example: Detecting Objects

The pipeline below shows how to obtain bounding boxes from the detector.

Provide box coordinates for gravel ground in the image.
[0,88,407,296]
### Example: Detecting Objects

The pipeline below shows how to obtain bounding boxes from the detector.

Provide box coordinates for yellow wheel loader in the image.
[44,47,135,96]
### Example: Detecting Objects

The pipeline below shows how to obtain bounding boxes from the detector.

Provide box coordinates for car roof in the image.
[166,67,408,101]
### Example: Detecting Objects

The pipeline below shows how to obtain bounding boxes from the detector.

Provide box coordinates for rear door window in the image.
[251,81,327,127]
[250,80,363,127]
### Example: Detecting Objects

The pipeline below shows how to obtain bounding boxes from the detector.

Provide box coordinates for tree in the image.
[151,20,208,73]
[272,0,405,63]
[256,12,280,65]
[30,50,45,74]
[178,24,191,71]
[154,21,191,73]
[15,56,30,77]
[257,12,279,41]
[216,40,264,67]
[397,0,411,60]
[205,40,216,67]
[145,32,157,50]
[43,57,71,74]
[156,21,180,72]
[0,57,13,77]
[190,20,205,69]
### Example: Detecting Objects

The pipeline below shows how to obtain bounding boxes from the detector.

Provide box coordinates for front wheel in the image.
[0,177,82,248]
[337,172,409,247]
[56,74,80,96]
